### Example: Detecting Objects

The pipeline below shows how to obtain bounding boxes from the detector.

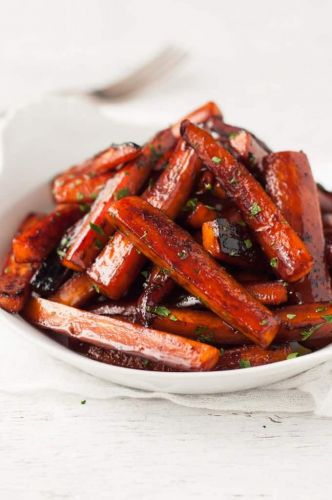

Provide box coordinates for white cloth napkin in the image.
[1,327,332,416]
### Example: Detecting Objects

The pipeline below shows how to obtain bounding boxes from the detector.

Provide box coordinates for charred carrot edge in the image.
[108,196,280,347]
[229,130,268,174]
[53,142,141,186]
[137,266,176,325]
[0,213,44,312]
[322,213,332,228]
[50,272,95,307]
[202,219,261,268]
[62,159,153,272]
[181,121,313,282]
[53,172,116,204]
[185,203,218,229]
[264,151,332,303]
[215,345,291,370]
[12,204,83,264]
[69,339,178,372]
[23,297,220,371]
[171,101,222,138]
[30,249,72,297]
[88,140,201,299]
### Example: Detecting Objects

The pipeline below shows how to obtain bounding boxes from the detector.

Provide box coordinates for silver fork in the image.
[64,45,188,101]
[0,46,187,118]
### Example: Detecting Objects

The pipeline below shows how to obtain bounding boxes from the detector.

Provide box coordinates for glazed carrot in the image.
[265,151,332,303]
[185,202,218,229]
[228,130,269,174]
[62,159,152,271]
[23,297,220,371]
[245,281,288,306]
[30,250,72,297]
[53,172,115,204]
[0,214,43,312]
[50,273,95,307]
[181,121,313,282]
[108,196,280,347]
[171,101,222,138]
[53,142,141,185]
[13,204,82,263]
[88,139,201,299]
[137,266,176,325]
[202,218,261,268]
[215,345,291,370]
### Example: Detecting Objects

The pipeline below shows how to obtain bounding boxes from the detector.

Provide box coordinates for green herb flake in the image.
[204,183,213,191]
[142,359,150,367]
[116,187,130,200]
[287,352,299,360]
[76,191,84,201]
[239,359,251,369]
[244,239,253,250]
[89,222,105,236]
[229,176,238,185]
[79,203,90,213]
[260,319,268,326]
[90,192,98,201]
[286,313,297,320]
[92,283,100,294]
[301,324,322,341]
[249,202,262,216]
[315,306,327,313]
[95,239,104,250]
[184,198,199,211]
[322,314,332,323]
[152,306,172,318]
[57,248,66,259]
[177,250,188,260]
[212,156,222,164]
[220,347,225,355]
[80,400,86,405]
[141,270,149,279]
[270,257,279,268]
[169,314,178,322]
[228,131,240,140]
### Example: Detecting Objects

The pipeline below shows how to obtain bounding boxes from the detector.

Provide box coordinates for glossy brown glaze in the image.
[171,101,222,138]
[50,272,95,307]
[245,281,288,306]
[0,214,43,312]
[185,203,218,229]
[229,130,269,175]
[181,121,313,282]
[108,196,280,347]
[137,266,176,325]
[202,218,262,268]
[52,172,115,204]
[12,204,82,264]
[23,297,220,371]
[264,152,332,303]
[317,184,332,213]
[215,345,291,370]
[88,140,201,299]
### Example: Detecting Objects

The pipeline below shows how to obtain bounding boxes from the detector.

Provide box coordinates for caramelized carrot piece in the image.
[88,139,201,299]
[202,218,262,268]
[171,101,222,138]
[215,345,291,370]
[185,202,218,229]
[108,196,280,347]
[30,250,72,297]
[12,204,82,263]
[265,152,332,303]
[137,266,176,325]
[181,121,313,282]
[229,130,269,174]
[23,297,220,371]
[62,159,152,271]
[50,273,95,307]
[53,142,141,185]
[245,281,288,306]
[53,172,115,204]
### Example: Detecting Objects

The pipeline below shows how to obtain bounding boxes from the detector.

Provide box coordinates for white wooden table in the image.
[1,394,331,499]
[1,2,332,498]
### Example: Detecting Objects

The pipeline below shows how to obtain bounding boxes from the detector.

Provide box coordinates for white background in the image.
[1,1,332,499]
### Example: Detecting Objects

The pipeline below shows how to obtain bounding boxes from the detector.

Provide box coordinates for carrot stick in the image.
[264,151,332,303]
[88,139,201,299]
[50,273,95,307]
[181,120,313,282]
[12,204,82,263]
[215,345,291,370]
[30,250,72,297]
[171,101,222,138]
[245,281,288,306]
[185,202,218,229]
[108,196,280,347]
[53,173,115,204]
[23,297,220,371]
[137,266,176,325]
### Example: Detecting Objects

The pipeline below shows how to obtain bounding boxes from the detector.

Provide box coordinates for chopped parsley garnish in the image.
[239,359,251,369]
[204,183,213,191]
[95,239,104,250]
[270,257,278,268]
[220,347,225,355]
[57,248,66,259]
[195,326,214,344]
[80,400,86,405]
[142,359,150,367]
[315,306,327,313]
[92,283,100,294]
[229,176,238,185]
[76,191,84,201]
[286,313,297,320]
[116,187,130,200]
[90,192,98,200]
[249,202,262,216]
[79,203,90,213]
[260,319,268,326]
[149,306,177,321]
[301,324,322,341]
[141,270,149,279]
[183,198,199,211]
[228,131,239,140]
[322,314,332,323]
[178,250,188,260]
[89,222,105,236]
[287,352,299,360]
[212,156,222,164]
[244,239,253,250]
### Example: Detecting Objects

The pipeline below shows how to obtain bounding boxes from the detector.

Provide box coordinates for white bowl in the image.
[1,96,332,394]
